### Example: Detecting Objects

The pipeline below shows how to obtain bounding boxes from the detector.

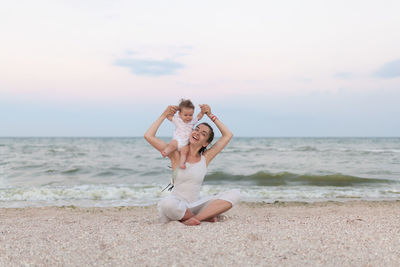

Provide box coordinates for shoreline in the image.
[1,200,400,266]
[1,198,400,209]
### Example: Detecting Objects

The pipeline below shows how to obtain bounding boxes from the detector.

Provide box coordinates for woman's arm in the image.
[144,105,178,155]
[196,105,205,121]
[202,105,233,166]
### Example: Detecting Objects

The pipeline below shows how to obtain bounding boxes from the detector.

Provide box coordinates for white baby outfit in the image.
[157,155,241,223]
[172,115,198,150]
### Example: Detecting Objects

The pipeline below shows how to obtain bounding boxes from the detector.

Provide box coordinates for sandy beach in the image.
[1,201,400,266]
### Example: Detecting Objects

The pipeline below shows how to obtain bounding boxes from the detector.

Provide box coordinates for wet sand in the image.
[1,201,400,266]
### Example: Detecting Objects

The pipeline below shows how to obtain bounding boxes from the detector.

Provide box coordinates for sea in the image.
[1,137,399,208]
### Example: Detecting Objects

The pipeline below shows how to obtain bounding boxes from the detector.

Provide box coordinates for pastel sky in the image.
[1,0,400,137]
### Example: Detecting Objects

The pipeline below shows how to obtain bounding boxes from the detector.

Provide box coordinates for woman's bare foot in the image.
[182,217,201,226]
[205,216,217,223]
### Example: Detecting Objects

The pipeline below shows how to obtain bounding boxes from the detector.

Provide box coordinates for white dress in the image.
[172,115,198,150]
[157,155,240,223]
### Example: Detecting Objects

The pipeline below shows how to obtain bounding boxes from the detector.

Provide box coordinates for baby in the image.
[161,99,204,169]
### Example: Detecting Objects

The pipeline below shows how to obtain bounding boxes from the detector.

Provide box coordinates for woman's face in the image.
[189,124,211,147]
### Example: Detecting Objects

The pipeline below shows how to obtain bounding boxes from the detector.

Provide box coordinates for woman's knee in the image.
[158,197,186,221]
[230,189,241,205]
[217,189,241,206]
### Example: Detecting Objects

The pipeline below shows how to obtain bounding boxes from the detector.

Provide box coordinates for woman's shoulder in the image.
[201,151,212,167]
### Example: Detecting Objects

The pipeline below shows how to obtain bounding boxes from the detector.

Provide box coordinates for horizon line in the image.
[0,136,399,138]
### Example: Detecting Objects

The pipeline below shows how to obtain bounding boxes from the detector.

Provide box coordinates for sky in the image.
[1,0,400,137]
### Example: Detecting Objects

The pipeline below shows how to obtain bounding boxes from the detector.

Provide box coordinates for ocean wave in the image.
[294,146,319,152]
[1,183,400,208]
[0,184,165,202]
[204,171,397,187]
[61,168,82,174]
[96,171,117,177]
[224,146,400,154]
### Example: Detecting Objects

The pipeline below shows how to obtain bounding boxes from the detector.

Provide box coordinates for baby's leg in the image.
[161,139,178,157]
[179,145,189,169]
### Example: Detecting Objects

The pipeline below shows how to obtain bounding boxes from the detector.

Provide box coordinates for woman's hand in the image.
[200,104,211,115]
[145,105,178,158]
[163,105,178,118]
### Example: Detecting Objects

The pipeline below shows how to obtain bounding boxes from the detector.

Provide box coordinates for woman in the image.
[144,104,240,226]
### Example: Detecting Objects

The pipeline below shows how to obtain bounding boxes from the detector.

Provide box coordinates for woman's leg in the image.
[158,196,187,222]
[182,189,240,226]
[183,199,232,226]
[180,209,195,221]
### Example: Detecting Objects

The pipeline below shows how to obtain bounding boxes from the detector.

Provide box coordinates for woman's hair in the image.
[178,99,195,111]
[198,122,214,154]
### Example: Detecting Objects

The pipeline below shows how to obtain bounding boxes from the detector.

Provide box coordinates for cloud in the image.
[374,59,400,78]
[334,72,354,79]
[114,58,184,76]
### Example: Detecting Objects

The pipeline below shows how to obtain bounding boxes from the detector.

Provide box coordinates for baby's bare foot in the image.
[161,150,168,157]
[179,163,186,169]
[183,217,201,226]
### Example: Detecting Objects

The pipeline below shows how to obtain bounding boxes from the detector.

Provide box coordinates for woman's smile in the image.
[191,133,199,142]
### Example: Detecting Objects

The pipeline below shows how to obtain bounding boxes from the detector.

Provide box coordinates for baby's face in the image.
[179,107,194,123]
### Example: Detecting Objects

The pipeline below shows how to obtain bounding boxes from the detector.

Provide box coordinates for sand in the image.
[1,201,400,266]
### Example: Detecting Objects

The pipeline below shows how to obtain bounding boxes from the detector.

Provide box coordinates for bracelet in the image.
[210,115,217,122]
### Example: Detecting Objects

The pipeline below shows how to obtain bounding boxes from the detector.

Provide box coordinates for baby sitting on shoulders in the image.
[161,99,204,169]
